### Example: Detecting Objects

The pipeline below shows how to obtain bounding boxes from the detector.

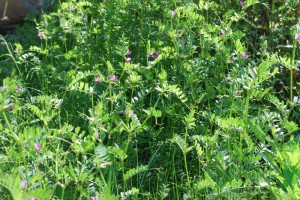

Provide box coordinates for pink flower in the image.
[170,11,176,17]
[37,33,46,39]
[149,52,155,59]
[129,110,134,117]
[240,1,245,6]
[155,51,160,57]
[235,89,241,95]
[125,57,131,63]
[220,29,225,35]
[95,77,101,84]
[126,50,132,55]
[15,87,21,91]
[91,196,98,200]
[242,52,249,59]
[30,197,37,200]
[295,33,300,40]
[21,180,27,189]
[108,74,118,82]
[34,143,41,151]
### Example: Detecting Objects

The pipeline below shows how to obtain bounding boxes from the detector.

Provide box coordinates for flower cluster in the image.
[34,143,41,151]
[37,32,46,39]
[242,52,249,59]
[149,51,160,59]
[125,50,132,63]
[108,74,118,82]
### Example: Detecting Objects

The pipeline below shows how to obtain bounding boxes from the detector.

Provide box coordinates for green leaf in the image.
[283,121,299,134]
[204,172,216,189]
[173,134,186,153]
[124,165,148,181]
[235,39,246,55]
[250,121,266,142]
[183,109,196,130]
[66,164,77,183]
[149,107,162,118]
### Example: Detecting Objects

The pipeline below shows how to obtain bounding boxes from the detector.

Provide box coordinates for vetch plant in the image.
[0,0,299,199]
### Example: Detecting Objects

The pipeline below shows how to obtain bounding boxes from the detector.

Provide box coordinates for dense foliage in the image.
[1,0,300,199]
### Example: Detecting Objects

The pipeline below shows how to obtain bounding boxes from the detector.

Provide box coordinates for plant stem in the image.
[290,39,296,103]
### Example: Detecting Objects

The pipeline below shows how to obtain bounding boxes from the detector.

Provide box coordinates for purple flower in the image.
[295,33,300,40]
[34,143,41,151]
[125,57,131,63]
[15,87,21,91]
[240,1,246,6]
[242,52,249,59]
[170,11,176,17]
[220,29,225,35]
[21,180,27,189]
[82,17,87,23]
[91,196,99,200]
[37,33,46,39]
[126,50,132,55]
[129,110,134,117]
[235,89,241,95]
[95,77,101,84]
[149,52,155,59]
[8,104,13,112]
[30,197,37,200]
[108,74,118,82]
[155,51,160,57]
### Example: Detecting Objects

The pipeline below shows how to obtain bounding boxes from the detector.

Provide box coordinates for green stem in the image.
[0,35,21,76]
[184,128,190,186]
[2,110,21,146]
[183,152,190,185]
[290,39,296,103]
